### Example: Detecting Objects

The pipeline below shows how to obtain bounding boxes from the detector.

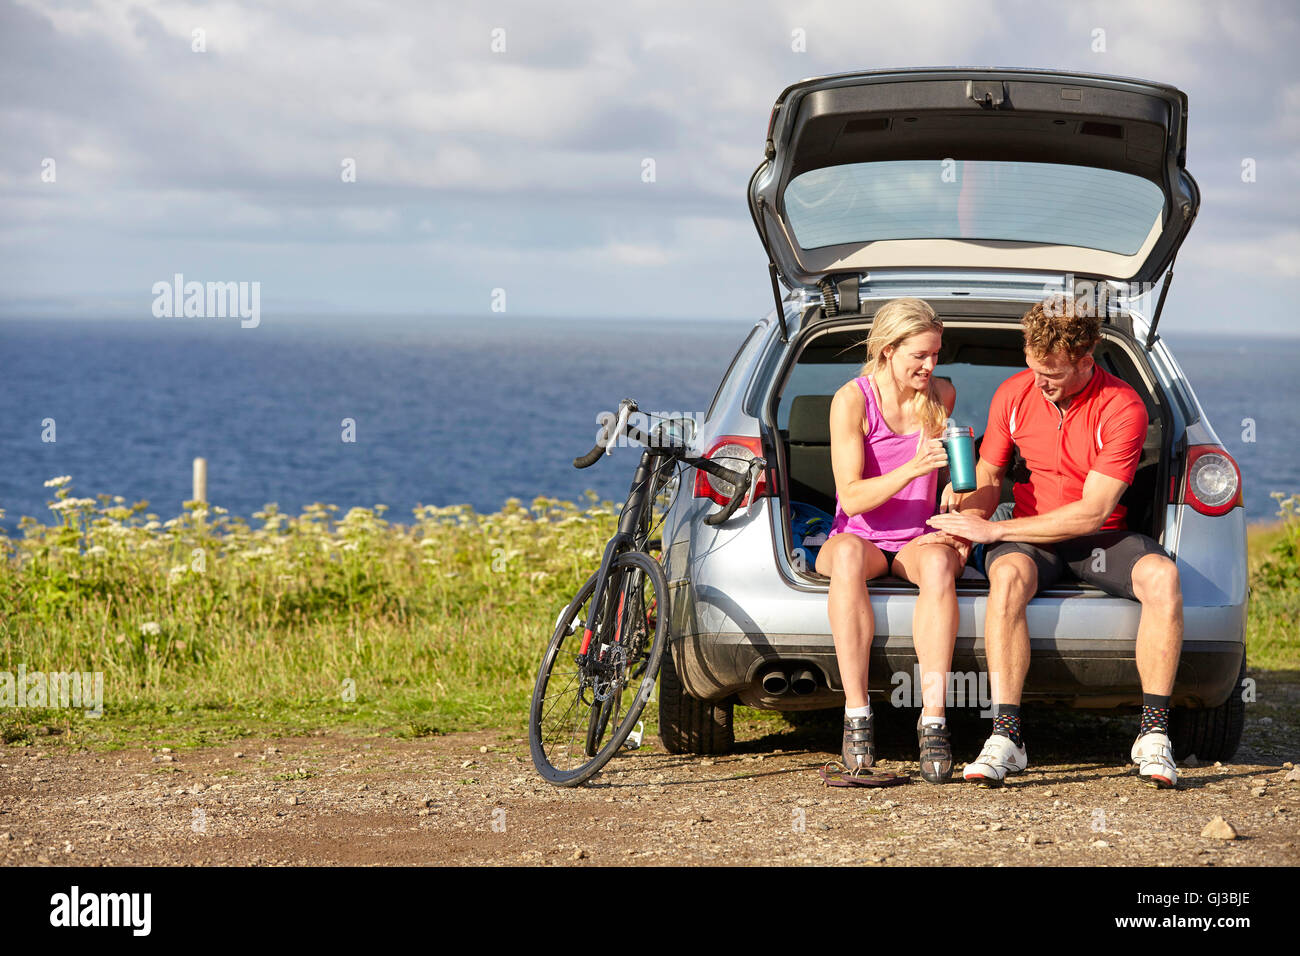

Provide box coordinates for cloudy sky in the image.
[2,0,1297,333]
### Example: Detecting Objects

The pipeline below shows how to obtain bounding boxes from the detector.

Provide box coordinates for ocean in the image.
[2,315,1297,529]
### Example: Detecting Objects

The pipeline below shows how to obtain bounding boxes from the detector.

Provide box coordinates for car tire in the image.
[657,647,734,755]
[1170,650,1246,762]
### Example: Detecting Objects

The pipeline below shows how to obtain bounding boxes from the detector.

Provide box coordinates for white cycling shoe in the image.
[963,733,1028,787]
[1131,731,1178,788]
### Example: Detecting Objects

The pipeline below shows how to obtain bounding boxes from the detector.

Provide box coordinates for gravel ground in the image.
[3,684,1297,867]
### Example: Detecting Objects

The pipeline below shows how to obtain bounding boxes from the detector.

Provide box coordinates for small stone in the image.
[989,822,1004,832]
[37,855,51,864]
[1118,796,1129,804]
[1259,717,1273,725]
[461,760,474,769]
[1252,788,1267,798]
[1283,761,1294,770]
[1092,840,1109,849]
[1200,816,1238,840]
[0,833,10,841]
[479,746,488,753]
[1285,768,1300,783]
[572,849,586,860]
[160,747,172,754]
[285,796,299,806]
[1182,754,1199,767]
[418,808,430,817]
[233,752,244,759]
[1043,789,1055,797]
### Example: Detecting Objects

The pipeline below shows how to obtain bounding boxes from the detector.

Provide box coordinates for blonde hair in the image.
[857,298,947,439]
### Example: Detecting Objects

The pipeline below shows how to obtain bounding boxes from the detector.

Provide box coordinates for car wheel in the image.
[657,647,733,755]
[1169,651,1247,763]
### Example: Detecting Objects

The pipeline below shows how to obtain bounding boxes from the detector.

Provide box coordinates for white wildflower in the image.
[44,476,72,488]
[85,545,108,558]
[140,621,162,636]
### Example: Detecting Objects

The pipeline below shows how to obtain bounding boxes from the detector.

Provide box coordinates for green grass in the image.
[1,481,1297,750]
[1245,495,1300,672]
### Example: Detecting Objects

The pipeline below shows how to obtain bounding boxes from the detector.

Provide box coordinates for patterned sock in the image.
[992,705,1021,747]
[1140,693,1171,737]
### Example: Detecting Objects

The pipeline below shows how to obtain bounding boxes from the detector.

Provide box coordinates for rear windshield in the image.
[783,160,1165,256]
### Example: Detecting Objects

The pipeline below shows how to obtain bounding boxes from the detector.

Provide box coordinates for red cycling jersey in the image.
[979,366,1148,531]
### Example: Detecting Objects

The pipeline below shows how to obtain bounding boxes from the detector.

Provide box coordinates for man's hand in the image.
[927,511,1001,544]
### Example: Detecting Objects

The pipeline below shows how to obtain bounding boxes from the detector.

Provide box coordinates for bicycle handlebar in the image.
[572,398,767,527]
[702,456,766,526]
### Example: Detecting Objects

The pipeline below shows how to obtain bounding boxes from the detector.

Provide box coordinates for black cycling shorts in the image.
[982,530,1170,601]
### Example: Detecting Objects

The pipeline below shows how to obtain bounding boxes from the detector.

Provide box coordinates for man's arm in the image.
[942,455,1004,518]
[928,469,1128,544]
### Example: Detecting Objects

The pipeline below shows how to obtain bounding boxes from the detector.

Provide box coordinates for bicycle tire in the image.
[529,550,669,787]
[584,568,627,755]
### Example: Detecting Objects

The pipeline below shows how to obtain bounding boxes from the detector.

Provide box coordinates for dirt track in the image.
[2,696,1297,866]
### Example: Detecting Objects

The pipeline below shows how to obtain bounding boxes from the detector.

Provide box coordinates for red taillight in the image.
[693,436,769,507]
[1180,444,1242,517]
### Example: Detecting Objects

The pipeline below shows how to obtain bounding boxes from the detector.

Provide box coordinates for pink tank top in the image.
[828,376,938,552]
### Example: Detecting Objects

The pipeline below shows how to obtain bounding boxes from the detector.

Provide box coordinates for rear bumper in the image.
[672,628,1244,711]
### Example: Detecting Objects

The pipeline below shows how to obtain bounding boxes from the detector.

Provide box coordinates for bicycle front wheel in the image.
[528,550,668,787]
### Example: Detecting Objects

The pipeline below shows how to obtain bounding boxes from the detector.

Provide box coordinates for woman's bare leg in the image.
[816,534,889,708]
[892,539,963,718]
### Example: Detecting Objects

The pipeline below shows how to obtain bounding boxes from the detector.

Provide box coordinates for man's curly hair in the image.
[1022,295,1101,363]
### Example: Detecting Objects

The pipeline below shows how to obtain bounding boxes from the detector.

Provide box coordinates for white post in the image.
[192,457,207,504]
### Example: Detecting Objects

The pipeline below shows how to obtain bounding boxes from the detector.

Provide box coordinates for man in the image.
[928,295,1183,788]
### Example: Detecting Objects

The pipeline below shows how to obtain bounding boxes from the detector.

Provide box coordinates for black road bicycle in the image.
[527,398,765,786]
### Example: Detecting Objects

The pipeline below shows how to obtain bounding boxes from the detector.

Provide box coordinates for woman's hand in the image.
[907,433,948,481]
[911,530,972,566]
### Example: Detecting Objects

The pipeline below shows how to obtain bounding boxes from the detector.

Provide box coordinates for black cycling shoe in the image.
[917,717,953,784]
[841,712,875,774]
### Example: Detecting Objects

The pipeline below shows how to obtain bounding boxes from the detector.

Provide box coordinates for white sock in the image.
[921,715,947,728]
[845,703,871,718]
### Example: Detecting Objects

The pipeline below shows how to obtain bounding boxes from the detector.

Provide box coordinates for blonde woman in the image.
[814,298,970,783]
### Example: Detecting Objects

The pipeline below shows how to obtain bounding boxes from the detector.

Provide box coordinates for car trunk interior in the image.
[767,300,1172,592]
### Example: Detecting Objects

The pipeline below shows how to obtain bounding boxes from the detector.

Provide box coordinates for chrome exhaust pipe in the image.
[789,668,817,696]
[760,667,790,696]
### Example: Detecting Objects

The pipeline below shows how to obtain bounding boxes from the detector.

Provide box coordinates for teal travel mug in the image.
[941,420,977,493]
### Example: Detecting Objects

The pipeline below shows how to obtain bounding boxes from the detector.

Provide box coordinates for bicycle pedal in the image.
[621,721,644,750]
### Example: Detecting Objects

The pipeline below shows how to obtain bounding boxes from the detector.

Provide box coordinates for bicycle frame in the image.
[576,446,670,662]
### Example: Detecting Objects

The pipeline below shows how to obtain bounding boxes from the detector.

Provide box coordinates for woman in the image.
[813,298,970,784]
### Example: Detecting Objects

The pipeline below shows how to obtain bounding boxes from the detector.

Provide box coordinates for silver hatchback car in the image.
[656,68,1247,762]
